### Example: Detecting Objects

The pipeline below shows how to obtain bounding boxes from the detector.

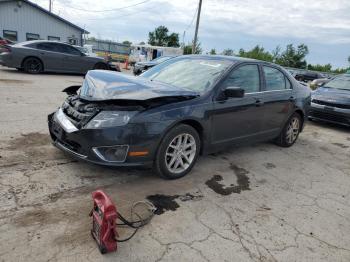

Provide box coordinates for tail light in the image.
[1,45,12,53]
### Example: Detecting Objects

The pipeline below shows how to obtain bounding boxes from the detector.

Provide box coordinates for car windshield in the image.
[141,58,233,93]
[324,75,350,90]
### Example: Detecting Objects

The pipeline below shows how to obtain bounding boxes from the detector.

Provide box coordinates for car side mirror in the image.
[224,87,245,98]
[81,52,86,56]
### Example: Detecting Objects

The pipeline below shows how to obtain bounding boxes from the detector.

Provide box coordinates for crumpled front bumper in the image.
[48,109,155,167]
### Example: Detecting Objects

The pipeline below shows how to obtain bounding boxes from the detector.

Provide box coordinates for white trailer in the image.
[129,44,183,64]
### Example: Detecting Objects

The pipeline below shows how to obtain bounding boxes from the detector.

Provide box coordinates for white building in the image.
[0,0,88,45]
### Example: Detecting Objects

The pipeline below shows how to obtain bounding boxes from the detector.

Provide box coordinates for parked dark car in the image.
[309,74,350,126]
[48,55,311,179]
[133,56,174,75]
[294,71,325,82]
[0,40,110,74]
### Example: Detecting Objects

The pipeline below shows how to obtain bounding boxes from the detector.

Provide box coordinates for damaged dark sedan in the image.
[309,73,350,126]
[48,55,311,179]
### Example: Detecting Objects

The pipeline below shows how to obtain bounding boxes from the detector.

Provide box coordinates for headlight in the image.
[85,111,137,129]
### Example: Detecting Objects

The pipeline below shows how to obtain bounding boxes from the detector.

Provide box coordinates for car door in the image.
[35,42,64,71]
[260,65,295,135]
[210,63,265,145]
[56,44,85,73]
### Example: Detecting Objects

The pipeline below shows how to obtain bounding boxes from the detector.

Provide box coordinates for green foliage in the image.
[307,63,332,72]
[148,26,180,47]
[209,48,216,55]
[139,41,145,45]
[274,44,309,68]
[166,33,180,47]
[218,43,346,73]
[221,48,234,56]
[238,45,274,62]
[183,41,202,55]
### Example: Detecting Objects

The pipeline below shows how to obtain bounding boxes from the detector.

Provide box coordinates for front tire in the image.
[275,113,302,147]
[23,57,43,74]
[154,124,200,179]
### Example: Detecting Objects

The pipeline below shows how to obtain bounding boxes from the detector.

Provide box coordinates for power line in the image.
[185,6,198,32]
[63,0,151,13]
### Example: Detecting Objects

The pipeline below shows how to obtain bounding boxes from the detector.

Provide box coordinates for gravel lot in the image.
[0,66,350,262]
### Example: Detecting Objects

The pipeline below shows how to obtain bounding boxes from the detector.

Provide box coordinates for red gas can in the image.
[90,190,118,254]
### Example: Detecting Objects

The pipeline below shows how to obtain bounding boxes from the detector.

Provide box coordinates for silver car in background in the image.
[0,40,109,74]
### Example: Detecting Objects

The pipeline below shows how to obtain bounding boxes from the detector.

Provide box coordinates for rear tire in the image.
[93,63,108,70]
[275,113,302,147]
[154,124,200,179]
[23,57,43,74]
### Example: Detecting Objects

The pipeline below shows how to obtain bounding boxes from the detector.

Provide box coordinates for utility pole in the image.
[192,0,202,54]
[49,0,52,12]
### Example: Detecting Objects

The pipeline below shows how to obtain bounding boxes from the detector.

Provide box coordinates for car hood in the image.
[312,87,350,105]
[79,70,199,101]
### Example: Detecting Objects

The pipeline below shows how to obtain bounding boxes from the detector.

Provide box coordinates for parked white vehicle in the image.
[129,44,183,64]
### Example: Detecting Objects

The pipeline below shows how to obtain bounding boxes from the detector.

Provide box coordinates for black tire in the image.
[154,124,200,179]
[93,63,108,70]
[23,57,43,74]
[275,113,302,147]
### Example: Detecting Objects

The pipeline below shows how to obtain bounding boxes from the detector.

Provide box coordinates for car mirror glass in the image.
[223,86,245,98]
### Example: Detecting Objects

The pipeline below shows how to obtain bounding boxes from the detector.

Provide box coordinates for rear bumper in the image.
[48,110,156,167]
[309,102,350,126]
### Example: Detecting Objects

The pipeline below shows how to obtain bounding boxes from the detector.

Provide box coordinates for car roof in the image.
[15,40,71,46]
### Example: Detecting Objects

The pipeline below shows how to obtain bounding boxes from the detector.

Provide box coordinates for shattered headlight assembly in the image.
[85,111,137,129]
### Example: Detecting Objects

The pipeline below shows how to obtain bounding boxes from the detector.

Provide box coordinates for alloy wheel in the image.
[26,59,41,73]
[165,133,197,174]
[286,117,300,144]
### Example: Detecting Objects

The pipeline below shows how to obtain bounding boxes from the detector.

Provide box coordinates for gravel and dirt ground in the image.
[0,66,350,262]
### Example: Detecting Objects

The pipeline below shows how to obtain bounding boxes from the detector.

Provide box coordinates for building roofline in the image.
[2,0,89,34]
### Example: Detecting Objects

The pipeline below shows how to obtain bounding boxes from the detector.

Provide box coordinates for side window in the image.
[57,44,81,55]
[221,64,260,93]
[263,66,290,91]
[36,43,54,51]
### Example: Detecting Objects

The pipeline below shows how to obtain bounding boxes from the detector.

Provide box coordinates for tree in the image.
[274,44,309,69]
[307,63,332,72]
[167,33,180,47]
[183,41,202,54]
[139,41,145,45]
[209,48,216,55]
[148,26,180,47]
[238,45,274,62]
[122,40,132,46]
[222,48,234,56]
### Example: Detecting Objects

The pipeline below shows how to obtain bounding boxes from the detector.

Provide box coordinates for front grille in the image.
[309,110,349,124]
[312,99,350,110]
[61,96,98,128]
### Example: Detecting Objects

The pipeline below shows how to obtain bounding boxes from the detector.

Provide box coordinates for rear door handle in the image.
[255,99,264,107]
[289,96,296,102]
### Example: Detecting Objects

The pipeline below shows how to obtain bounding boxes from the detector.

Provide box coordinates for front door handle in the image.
[255,99,264,107]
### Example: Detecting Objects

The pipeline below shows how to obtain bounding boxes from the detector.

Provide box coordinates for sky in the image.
[32,0,350,68]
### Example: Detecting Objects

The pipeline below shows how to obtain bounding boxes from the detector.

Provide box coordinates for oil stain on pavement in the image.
[205,164,251,195]
[146,193,203,215]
